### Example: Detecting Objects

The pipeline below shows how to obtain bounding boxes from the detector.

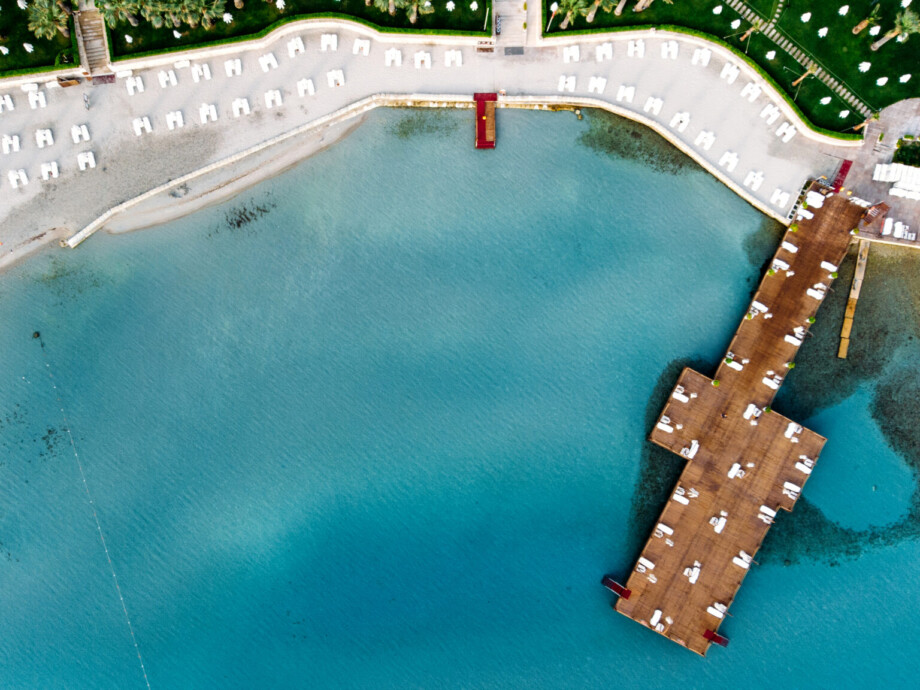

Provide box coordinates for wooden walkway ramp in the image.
[608,188,867,655]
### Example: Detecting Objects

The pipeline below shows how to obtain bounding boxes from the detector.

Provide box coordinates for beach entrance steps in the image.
[75,9,112,77]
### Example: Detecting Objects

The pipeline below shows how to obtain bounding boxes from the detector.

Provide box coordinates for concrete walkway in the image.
[0,20,912,259]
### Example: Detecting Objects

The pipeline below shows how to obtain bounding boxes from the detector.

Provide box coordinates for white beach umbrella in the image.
[801,12,811,22]
[713,6,723,14]
[820,96,831,104]
[818,27,828,37]
[859,62,871,72]
[731,19,740,29]
[900,74,912,83]
[870,26,881,35]
[766,50,776,59]
[877,77,888,85]
[839,5,849,16]
[839,110,850,118]
[446,1,455,10]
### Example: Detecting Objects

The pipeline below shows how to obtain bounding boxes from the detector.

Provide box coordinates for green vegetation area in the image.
[894,139,920,167]
[106,0,490,60]
[0,2,75,76]
[544,0,920,134]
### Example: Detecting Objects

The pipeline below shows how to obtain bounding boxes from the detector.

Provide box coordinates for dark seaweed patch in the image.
[578,109,697,175]
[36,257,104,302]
[388,109,457,140]
[208,198,276,238]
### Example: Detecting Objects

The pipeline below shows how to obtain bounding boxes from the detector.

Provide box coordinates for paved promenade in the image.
[0,19,880,264]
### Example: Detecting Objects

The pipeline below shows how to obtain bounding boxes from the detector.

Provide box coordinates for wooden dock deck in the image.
[838,239,870,359]
[611,187,867,655]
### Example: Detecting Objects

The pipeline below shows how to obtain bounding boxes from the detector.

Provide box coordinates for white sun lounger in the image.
[125,75,144,95]
[557,75,575,93]
[740,82,761,102]
[414,51,431,69]
[259,53,278,72]
[595,42,613,62]
[1,134,21,154]
[760,103,780,124]
[691,47,711,66]
[882,218,893,235]
[353,38,370,56]
[166,110,184,130]
[627,39,645,58]
[720,63,740,84]
[588,76,606,95]
[224,59,242,77]
[8,169,28,188]
[158,69,178,88]
[288,36,305,58]
[385,48,402,67]
[718,151,738,172]
[199,103,218,124]
[616,85,635,103]
[445,49,462,67]
[320,33,338,52]
[781,240,798,254]
[77,151,96,171]
[191,64,211,82]
[744,170,764,191]
[0,94,15,112]
[660,40,678,59]
[563,45,580,63]
[781,124,797,143]
[28,90,46,109]
[264,89,283,109]
[35,128,53,148]
[669,112,690,132]
[643,97,663,115]
[70,124,90,143]
[327,70,345,88]
[296,78,315,97]
[694,131,715,150]
[656,420,674,434]
[40,161,59,180]
[132,117,151,136]
[232,98,251,117]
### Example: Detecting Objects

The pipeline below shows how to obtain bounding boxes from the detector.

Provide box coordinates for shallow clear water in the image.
[0,109,917,688]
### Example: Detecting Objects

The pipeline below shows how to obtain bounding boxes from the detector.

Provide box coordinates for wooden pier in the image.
[609,187,867,655]
[837,239,870,359]
[474,93,496,149]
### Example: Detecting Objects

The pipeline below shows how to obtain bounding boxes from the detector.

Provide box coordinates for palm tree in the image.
[99,1,141,28]
[558,0,590,29]
[201,0,227,29]
[852,2,881,35]
[585,0,613,24]
[613,0,629,16]
[28,0,71,38]
[234,0,244,9]
[404,0,433,24]
[871,9,920,51]
[634,0,671,11]
[792,65,816,87]
[371,0,389,13]
[740,19,761,42]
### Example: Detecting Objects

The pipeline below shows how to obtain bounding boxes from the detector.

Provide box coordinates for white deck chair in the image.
[132,117,151,136]
[40,161,59,180]
[643,97,663,115]
[158,69,178,88]
[353,39,370,56]
[627,40,645,58]
[327,70,344,88]
[588,76,606,94]
[8,169,28,188]
[2,134,21,154]
[35,128,53,148]
[445,49,462,67]
[414,51,431,69]
[166,110,184,130]
[224,59,242,77]
[616,85,635,103]
[77,151,96,171]
[595,42,613,62]
[191,64,211,82]
[288,36,305,58]
[232,98,251,117]
[70,124,90,143]
[264,89,283,109]
[0,94,14,112]
[259,53,278,72]
[563,45,580,63]
[199,103,218,123]
[321,34,338,52]
[296,78,315,97]
[385,48,402,67]
[28,90,46,109]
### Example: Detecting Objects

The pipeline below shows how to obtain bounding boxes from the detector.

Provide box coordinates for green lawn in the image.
[109,0,490,60]
[0,5,75,76]
[544,0,919,134]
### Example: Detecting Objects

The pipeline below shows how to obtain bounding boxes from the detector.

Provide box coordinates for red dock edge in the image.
[600,575,631,600]
[832,159,853,192]
[474,93,497,149]
[703,629,730,648]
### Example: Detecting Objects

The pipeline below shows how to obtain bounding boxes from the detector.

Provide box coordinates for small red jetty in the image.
[832,159,853,192]
[474,93,497,149]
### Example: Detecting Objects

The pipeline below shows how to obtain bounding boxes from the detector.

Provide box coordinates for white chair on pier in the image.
[71,124,90,143]
[353,39,370,56]
[259,53,278,72]
[40,161,59,180]
[224,59,242,78]
[296,79,315,97]
[158,69,178,88]
[199,103,218,124]
[414,51,431,69]
[444,50,462,67]
[588,76,606,95]
[563,45,580,63]
[166,110,184,130]
[385,48,402,67]
[132,117,151,136]
[327,70,345,88]
[718,151,739,172]
[264,89,283,109]
[694,130,715,150]
[320,34,338,52]
[288,36,305,58]
[595,42,613,62]
[232,98,251,117]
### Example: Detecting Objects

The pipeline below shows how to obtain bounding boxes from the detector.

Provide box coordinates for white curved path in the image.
[0,21,860,259]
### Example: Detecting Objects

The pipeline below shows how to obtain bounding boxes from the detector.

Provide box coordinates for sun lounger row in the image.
[5,151,97,188]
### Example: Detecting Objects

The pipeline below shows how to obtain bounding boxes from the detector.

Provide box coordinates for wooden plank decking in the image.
[612,187,867,655]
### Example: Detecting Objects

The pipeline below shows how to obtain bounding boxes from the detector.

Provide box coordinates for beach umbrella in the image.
[713,6,723,15]
[801,12,811,22]
[818,27,828,37]
[839,5,849,16]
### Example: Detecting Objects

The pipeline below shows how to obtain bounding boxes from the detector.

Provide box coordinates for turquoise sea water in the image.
[1,109,918,688]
